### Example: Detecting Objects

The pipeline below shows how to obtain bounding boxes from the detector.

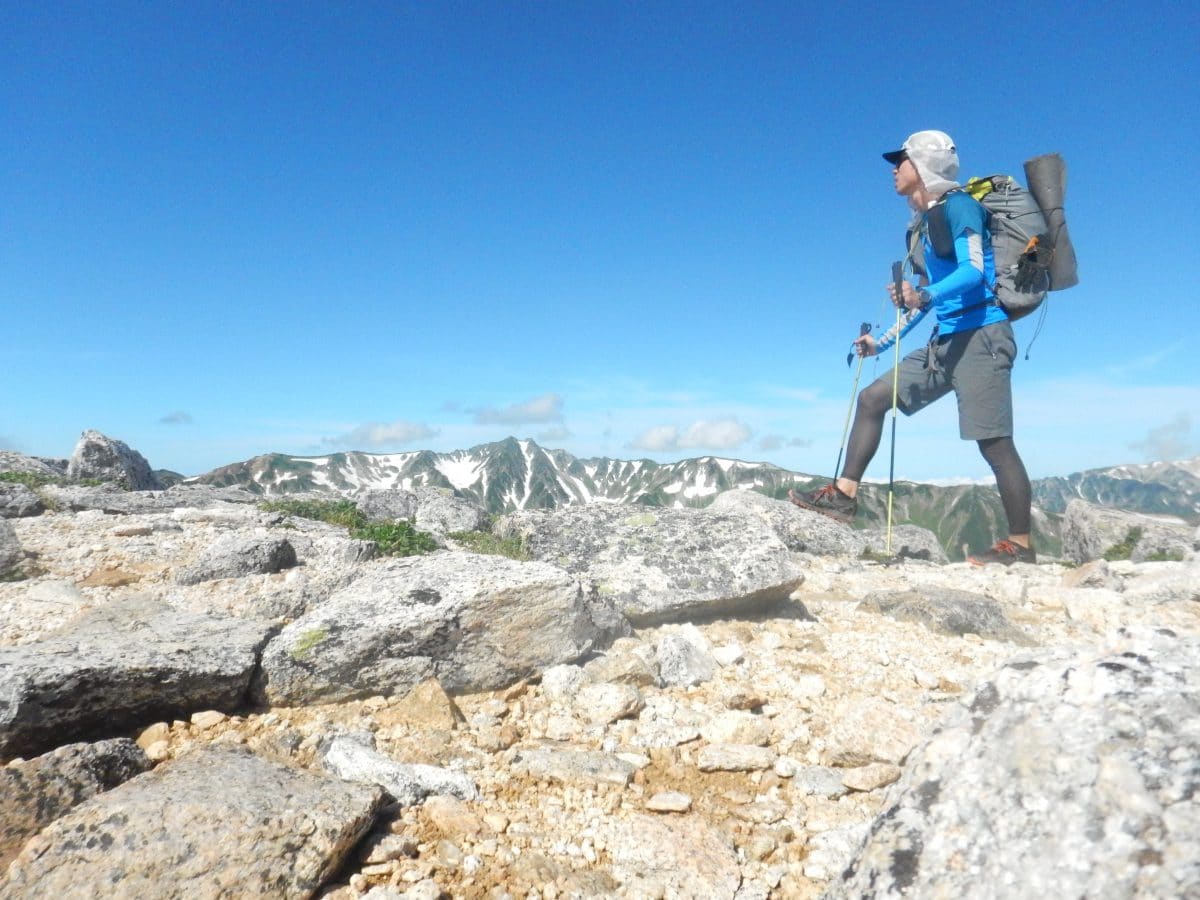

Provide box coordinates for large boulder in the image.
[829,630,1200,899]
[356,488,419,523]
[256,551,623,705]
[707,489,869,557]
[67,429,162,491]
[1,745,384,898]
[496,503,807,626]
[1062,499,1195,564]
[175,534,298,585]
[0,596,273,760]
[0,519,20,574]
[1,739,150,868]
[0,483,44,518]
[358,487,489,537]
[412,486,489,536]
[859,524,950,563]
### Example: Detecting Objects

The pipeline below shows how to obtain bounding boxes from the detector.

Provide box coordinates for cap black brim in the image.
[882,150,905,165]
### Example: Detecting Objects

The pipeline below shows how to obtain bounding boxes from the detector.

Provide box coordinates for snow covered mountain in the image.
[192,437,821,512]
[188,441,1198,561]
[193,439,1200,519]
[1032,457,1200,520]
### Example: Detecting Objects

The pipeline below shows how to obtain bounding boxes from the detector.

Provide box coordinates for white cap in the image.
[883,130,960,195]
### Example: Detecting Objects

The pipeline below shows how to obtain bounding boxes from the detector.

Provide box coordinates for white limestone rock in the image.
[496,503,806,625]
[829,630,1200,899]
[256,552,621,705]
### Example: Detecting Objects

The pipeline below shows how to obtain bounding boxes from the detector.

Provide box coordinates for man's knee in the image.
[857,383,891,417]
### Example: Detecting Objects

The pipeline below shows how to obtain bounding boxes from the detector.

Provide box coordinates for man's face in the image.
[893,157,922,196]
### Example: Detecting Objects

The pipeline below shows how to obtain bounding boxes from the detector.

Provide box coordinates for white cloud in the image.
[630,425,681,452]
[474,393,564,425]
[680,419,752,450]
[759,385,822,403]
[630,418,752,453]
[323,420,438,449]
[1128,413,1197,461]
[159,411,193,425]
[758,434,812,451]
[1103,340,1185,377]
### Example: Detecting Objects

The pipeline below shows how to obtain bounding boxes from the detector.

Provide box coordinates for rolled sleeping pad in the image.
[1023,153,1079,290]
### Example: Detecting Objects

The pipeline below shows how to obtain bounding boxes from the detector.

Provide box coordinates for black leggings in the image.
[840,384,1032,535]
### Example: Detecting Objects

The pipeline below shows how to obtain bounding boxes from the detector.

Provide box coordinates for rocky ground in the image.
[1,434,1198,899]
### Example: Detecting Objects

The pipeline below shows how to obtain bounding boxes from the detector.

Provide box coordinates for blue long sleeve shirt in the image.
[875,191,1006,355]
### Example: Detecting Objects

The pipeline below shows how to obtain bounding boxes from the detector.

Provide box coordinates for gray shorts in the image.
[874,320,1017,440]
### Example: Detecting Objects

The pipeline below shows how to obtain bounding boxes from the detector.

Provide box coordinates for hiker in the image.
[789,130,1035,566]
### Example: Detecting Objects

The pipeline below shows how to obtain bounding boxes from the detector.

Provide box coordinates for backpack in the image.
[965,175,1050,320]
[909,154,1079,322]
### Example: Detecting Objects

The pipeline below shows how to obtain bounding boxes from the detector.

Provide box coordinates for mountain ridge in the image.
[189,439,1200,561]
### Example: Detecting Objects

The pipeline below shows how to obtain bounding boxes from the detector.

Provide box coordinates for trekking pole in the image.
[886,261,904,556]
[832,322,872,482]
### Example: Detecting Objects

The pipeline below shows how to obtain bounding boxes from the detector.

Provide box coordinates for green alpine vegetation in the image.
[260,498,362,529]
[449,531,531,561]
[1103,527,1143,561]
[259,498,437,557]
[0,471,57,488]
[0,471,105,489]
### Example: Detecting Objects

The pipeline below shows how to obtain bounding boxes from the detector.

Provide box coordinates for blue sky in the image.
[3,1,1197,481]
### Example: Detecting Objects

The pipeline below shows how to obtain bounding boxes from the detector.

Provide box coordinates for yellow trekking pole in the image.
[831,322,872,482]
[886,261,904,556]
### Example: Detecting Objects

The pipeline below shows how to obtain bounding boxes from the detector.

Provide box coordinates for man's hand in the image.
[853,333,878,358]
[886,280,924,310]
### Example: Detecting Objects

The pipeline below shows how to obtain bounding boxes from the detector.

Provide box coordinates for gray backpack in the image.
[967,174,1050,320]
[911,154,1079,322]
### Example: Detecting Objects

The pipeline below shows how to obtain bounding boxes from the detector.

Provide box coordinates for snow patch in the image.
[437,457,484,491]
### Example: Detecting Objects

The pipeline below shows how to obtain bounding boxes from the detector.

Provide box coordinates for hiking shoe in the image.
[967,540,1036,566]
[787,484,857,524]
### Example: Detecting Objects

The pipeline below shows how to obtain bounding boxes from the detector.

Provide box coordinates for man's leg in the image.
[790,340,948,522]
[834,379,893,498]
[977,436,1032,546]
[949,321,1037,565]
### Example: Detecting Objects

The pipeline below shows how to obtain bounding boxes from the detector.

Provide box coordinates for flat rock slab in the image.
[497,503,807,626]
[322,734,479,806]
[830,631,1200,899]
[38,483,259,515]
[0,596,273,760]
[1,738,149,868]
[857,587,1032,644]
[510,747,638,786]
[257,551,616,705]
[2,745,385,898]
[697,743,777,772]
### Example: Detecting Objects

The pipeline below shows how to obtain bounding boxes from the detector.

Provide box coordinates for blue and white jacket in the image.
[875,190,1006,355]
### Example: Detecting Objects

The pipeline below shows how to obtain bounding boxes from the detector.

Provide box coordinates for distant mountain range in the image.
[190,438,1200,561]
